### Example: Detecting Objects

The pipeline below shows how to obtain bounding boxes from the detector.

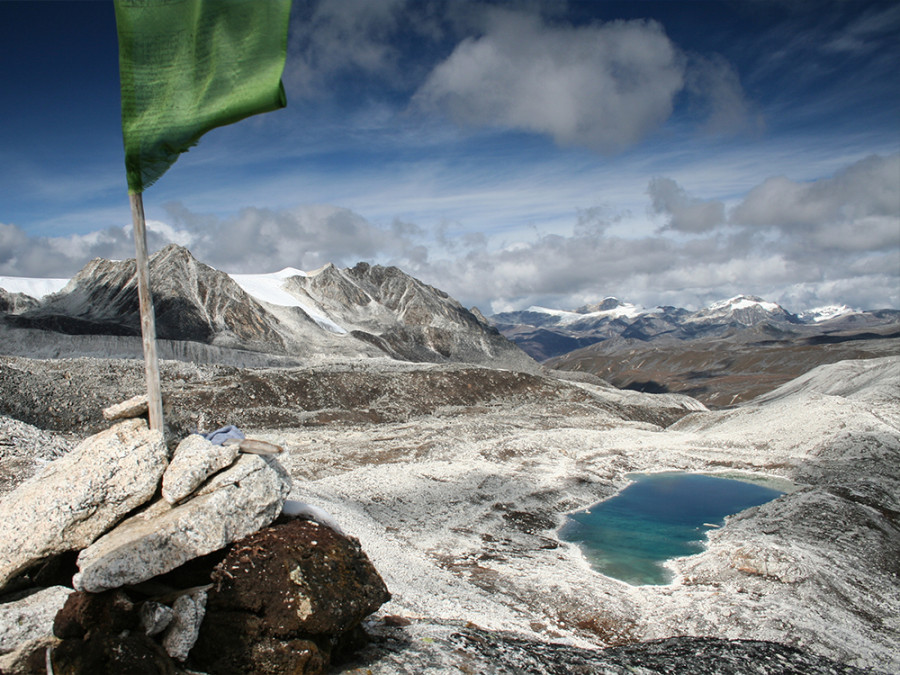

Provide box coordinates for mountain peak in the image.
[706,295,781,313]
[798,305,855,323]
[2,248,537,370]
[692,295,798,326]
[577,297,624,314]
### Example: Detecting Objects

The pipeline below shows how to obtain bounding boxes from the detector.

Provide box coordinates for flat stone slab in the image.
[162,434,240,504]
[73,454,291,592]
[102,394,149,421]
[0,419,167,590]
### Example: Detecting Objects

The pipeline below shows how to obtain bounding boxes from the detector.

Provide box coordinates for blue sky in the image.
[1,0,898,313]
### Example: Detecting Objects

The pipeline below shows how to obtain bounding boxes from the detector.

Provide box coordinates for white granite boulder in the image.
[73,454,291,592]
[162,434,240,504]
[140,601,175,637]
[0,419,167,590]
[0,585,71,655]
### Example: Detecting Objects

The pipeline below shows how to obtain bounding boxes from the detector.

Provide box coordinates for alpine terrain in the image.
[492,297,900,406]
[0,248,897,673]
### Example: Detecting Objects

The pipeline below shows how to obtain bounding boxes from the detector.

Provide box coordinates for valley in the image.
[1,353,897,672]
[0,251,898,672]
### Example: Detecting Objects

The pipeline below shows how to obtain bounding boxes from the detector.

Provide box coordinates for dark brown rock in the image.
[53,590,138,640]
[51,632,177,675]
[190,518,390,674]
[51,590,179,674]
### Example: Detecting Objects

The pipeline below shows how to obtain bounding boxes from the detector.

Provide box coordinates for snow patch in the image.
[800,305,855,323]
[707,296,782,313]
[230,271,347,335]
[526,302,646,323]
[0,276,69,299]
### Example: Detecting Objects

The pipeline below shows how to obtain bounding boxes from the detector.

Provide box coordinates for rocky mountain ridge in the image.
[491,295,900,406]
[491,295,898,361]
[0,245,534,372]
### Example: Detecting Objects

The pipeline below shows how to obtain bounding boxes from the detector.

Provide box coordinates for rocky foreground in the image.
[0,354,898,673]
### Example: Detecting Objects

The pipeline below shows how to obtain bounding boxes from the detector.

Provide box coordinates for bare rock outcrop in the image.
[0,585,72,672]
[0,289,38,315]
[101,393,148,421]
[0,415,71,497]
[160,588,208,662]
[191,518,391,674]
[0,419,167,589]
[0,407,388,672]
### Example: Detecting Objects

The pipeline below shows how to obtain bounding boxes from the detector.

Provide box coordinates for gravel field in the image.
[1,353,897,673]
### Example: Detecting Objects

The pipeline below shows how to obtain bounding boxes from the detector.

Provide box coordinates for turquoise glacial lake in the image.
[558,472,786,586]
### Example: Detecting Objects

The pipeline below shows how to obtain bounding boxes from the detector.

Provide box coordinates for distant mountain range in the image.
[3,250,898,407]
[0,245,535,371]
[490,296,900,406]
[490,295,897,361]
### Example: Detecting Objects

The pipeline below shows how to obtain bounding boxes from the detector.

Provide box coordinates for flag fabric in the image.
[114,0,291,194]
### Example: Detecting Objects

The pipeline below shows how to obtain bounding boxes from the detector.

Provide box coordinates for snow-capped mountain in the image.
[685,295,800,326]
[490,294,899,369]
[798,305,855,323]
[491,294,899,408]
[0,245,535,370]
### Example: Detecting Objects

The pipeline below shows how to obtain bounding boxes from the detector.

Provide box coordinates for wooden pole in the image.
[129,192,165,433]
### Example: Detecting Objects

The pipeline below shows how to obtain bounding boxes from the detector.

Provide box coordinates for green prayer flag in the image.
[114,0,291,194]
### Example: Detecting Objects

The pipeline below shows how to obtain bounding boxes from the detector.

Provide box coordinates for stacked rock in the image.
[0,396,389,674]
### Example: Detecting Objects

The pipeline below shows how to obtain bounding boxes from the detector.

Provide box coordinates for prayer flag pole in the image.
[113,0,292,435]
[128,192,164,431]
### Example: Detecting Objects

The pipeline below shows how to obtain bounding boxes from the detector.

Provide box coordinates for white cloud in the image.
[0,223,135,278]
[165,203,425,274]
[684,54,760,134]
[414,12,685,152]
[647,176,726,233]
[729,153,900,248]
[2,154,897,313]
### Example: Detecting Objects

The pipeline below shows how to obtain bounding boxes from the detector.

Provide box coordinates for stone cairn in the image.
[0,395,390,674]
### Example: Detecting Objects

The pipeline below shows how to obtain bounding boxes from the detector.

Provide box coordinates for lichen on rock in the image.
[191,518,391,674]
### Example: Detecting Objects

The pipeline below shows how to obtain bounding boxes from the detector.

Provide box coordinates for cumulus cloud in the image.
[285,0,401,95]
[0,204,416,280]
[281,2,753,151]
[284,0,446,98]
[647,177,726,233]
[647,152,899,257]
[2,155,896,313]
[0,223,135,278]
[159,203,427,274]
[426,153,897,311]
[729,153,900,267]
[731,153,899,231]
[414,11,685,152]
